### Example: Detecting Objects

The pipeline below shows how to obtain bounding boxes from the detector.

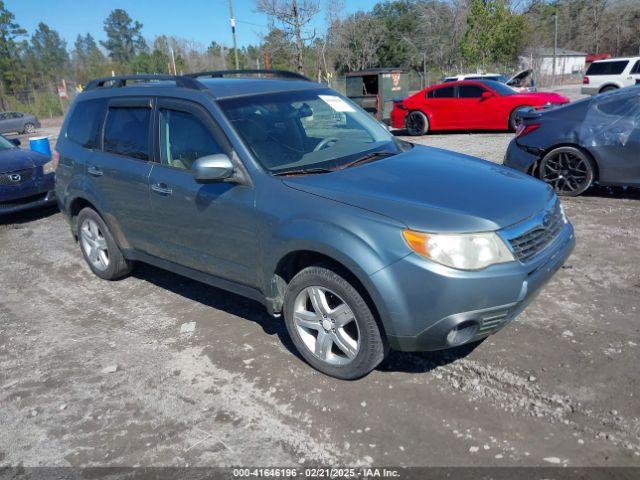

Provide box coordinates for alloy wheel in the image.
[293,286,359,366]
[80,218,110,271]
[24,123,35,134]
[406,112,427,136]
[540,149,592,195]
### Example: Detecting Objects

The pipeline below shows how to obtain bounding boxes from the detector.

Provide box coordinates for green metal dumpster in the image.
[345,68,409,124]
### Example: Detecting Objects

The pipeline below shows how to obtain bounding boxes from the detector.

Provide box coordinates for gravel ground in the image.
[1,85,639,469]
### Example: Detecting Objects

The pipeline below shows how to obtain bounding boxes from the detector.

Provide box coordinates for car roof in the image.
[592,56,639,63]
[198,78,322,99]
[80,77,323,101]
[430,79,499,88]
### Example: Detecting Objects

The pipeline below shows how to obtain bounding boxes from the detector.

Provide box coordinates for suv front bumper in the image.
[369,223,575,352]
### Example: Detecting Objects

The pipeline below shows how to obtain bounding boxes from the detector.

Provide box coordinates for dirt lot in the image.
[1,85,639,469]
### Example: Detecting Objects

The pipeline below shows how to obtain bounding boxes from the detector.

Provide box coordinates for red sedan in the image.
[391,80,570,135]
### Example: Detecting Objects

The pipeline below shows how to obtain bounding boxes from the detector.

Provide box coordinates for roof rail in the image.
[186,69,312,82]
[83,74,207,91]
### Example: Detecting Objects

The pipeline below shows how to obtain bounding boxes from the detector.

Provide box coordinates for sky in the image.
[7,0,375,50]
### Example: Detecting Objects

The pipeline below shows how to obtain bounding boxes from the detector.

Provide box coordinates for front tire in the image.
[77,207,133,280]
[508,107,530,132]
[405,111,429,136]
[283,266,387,379]
[23,123,36,134]
[539,146,595,196]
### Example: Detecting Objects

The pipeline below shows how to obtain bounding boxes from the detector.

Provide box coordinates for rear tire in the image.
[539,146,595,197]
[405,111,429,136]
[77,207,133,280]
[283,266,387,379]
[23,123,36,134]
[599,86,617,94]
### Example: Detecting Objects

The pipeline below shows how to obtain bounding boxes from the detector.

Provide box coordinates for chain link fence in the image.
[1,81,80,119]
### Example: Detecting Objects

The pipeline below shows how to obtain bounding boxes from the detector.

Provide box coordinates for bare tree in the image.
[332,12,387,72]
[415,0,468,75]
[256,0,320,73]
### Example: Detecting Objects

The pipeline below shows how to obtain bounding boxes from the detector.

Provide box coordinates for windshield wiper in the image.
[338,151,394,170]
[272,167,335,177]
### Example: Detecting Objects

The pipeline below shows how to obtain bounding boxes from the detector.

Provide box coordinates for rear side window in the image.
[66,99,107,149]
[103,107,151,160]
[586,61,629,75]
[458,85,485,98]
[631,60,640,74]
[428,86,455,98]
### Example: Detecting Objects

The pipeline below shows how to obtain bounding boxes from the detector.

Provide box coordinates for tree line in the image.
[1,0,638,116]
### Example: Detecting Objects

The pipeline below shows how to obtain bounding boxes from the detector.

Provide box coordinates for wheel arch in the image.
[67,194,131,250]
[598,84,620,93]
[540,142,600,182]
[271,249,389,341]
[508,104,533,130]
[405,108,431,127]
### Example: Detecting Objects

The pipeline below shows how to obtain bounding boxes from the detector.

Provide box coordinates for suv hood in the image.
[283,146,554,233]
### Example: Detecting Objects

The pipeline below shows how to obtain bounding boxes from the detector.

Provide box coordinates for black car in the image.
[504,86,640,196]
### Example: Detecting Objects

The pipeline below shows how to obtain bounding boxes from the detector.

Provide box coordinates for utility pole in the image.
[228,0,240,70]
[552,12,558,86]
[170,47,177,75]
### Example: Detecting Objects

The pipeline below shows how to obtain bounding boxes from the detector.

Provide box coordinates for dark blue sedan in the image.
[0,135,56,215]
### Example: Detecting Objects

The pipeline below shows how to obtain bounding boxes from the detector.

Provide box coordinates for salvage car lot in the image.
[1,90,639,467]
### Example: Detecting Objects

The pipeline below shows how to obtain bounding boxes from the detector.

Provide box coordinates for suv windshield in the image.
[0,135,16,151]
[219,89,409,174]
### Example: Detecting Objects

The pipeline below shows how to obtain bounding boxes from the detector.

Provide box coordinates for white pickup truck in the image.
[582,57,640,95]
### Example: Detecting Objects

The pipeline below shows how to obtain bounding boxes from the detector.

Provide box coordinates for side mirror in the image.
[481,91,494,100]
[192,154,235,183]
[10,138,21,147]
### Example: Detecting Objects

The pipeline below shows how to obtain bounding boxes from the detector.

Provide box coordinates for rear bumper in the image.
[371,223,575,352]
[503,139,540,173]
[581,86,599,95]
[390,108,408,129]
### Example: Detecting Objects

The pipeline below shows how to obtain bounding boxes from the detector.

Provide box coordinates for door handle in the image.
[87,166,103,177]
[151,183,173,195]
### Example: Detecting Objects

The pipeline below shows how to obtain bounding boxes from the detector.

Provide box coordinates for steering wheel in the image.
[313,137,339,152]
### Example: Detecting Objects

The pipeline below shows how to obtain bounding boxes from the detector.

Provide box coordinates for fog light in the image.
[446,321,478,346]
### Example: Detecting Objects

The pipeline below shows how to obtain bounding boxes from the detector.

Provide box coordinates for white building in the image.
[519,48,587,78]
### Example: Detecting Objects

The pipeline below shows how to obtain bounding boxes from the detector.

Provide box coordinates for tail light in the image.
[516,123,540,138]
[583,76,589,84]
[394,100,407,110]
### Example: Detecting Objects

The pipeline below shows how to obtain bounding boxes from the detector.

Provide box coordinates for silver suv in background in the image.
[582,57,640,95]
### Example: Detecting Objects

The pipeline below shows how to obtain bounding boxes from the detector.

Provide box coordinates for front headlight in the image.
[402,230,515,271]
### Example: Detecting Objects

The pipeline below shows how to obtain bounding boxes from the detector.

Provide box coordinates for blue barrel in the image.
[29,136,52,158]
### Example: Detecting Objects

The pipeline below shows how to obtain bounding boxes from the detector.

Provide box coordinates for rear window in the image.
[103,107,151,160]
[66,99,107,149]
[458,85,485,98]
[586,60,629,75]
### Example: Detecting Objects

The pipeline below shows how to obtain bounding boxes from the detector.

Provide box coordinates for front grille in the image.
[0,192,47,208]
[509,201,564,262]
[0,168,35,186]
